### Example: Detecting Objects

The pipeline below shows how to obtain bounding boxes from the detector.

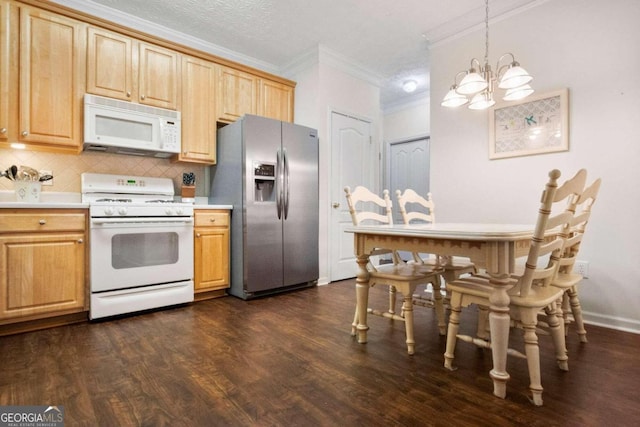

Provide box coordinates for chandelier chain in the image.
[484,0,489,66]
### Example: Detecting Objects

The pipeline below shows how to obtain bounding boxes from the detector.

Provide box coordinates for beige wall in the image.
[0,148,207,197]
[430,0,640,332]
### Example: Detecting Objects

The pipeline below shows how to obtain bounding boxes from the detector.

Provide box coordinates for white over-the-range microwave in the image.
[83,94,181,158]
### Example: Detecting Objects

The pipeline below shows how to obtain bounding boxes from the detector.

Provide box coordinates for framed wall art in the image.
[489,88,569,160]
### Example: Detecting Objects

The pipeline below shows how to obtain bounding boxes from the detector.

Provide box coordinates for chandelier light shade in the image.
[442,0,534,110]
[441,87,469,107]
[503,84,534,101]
[457,69,488,95]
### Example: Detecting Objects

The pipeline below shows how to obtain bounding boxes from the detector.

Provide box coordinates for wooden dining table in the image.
[345,222,537,400]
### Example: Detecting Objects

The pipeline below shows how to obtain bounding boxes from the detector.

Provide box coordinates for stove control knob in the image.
[104,207,115,216]
[165,207,174,215]
[118,207,128,216]
[175,207,184,215]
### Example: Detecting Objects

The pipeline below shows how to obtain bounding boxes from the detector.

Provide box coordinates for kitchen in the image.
[1,0,639,424]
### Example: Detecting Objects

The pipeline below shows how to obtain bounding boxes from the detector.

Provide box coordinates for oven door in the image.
[90,217,194,292]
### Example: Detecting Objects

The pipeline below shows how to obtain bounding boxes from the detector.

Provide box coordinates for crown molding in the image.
[424,0,550,48]
[50,0,279,74]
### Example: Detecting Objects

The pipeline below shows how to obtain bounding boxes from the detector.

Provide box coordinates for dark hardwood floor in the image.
[1,280,639,426]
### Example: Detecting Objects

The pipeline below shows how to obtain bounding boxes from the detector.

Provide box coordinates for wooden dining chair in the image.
[395,189,477,334]
[552,177,601,342]
[344,185,440,354]
[443,169,586,406]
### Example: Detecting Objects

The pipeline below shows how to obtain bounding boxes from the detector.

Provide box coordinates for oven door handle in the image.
[91,217,194,225]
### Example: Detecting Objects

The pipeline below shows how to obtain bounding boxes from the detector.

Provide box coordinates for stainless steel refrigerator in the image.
[209,114,319,299]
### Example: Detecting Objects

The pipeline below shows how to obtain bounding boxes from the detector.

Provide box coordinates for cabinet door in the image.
[194,227,230,291]
[87,26,135,101]
[178,55,216,163]
[139,42,179,109]
[0,233,86,320]
[0,0,13,143]
[259,79,294,122]
[217,66,257,123]
[18,6,85,151]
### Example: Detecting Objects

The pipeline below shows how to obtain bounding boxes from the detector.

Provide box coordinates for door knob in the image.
[332,202,340,208]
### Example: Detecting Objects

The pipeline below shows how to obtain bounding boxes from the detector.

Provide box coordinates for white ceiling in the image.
[64,0,542,108]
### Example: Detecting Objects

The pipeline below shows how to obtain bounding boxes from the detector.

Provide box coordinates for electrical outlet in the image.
[40,170,53,186]
[574,260,589,279]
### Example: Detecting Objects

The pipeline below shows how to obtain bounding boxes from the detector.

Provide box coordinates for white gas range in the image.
[81,173,194,320]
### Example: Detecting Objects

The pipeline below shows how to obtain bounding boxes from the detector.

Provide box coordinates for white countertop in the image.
[0,191,232,210]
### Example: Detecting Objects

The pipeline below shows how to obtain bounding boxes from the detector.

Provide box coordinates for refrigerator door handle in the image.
[276,148,283,219]
[283,148,290,219]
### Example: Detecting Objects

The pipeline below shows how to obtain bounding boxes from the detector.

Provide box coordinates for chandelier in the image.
[441,0,533,110]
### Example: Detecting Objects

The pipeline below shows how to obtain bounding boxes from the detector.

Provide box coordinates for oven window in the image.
[112,232,179,269]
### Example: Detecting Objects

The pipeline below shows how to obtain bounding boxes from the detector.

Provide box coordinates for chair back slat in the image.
[344,186,393,226]
[558,177,602,272]
[518,170,583,297]
[396,189,435,225]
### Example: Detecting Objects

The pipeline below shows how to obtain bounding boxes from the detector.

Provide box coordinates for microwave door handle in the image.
[158,118,165,149]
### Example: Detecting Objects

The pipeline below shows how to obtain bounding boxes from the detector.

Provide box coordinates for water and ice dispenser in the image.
[253,162,275,202]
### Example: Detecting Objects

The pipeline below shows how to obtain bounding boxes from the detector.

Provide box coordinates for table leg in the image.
[488,278,512,399]
[355,254,370,344]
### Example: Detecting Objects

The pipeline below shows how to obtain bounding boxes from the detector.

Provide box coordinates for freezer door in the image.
[281,121,319,286]
[243,115,285,293]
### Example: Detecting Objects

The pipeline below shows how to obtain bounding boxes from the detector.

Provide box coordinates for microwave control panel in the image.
[161,119,181,152]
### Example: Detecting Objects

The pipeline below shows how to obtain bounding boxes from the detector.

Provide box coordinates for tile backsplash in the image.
[0,148,207,197]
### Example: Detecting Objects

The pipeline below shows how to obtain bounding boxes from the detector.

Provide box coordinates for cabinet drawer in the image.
[0,213,86,233]
[194,211,229,227]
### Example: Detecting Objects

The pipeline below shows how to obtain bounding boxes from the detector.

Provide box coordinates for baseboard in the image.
[583,311,640,334]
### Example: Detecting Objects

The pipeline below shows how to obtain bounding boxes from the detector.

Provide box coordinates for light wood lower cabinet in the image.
[0,210,87,325]
[194,210,230,298]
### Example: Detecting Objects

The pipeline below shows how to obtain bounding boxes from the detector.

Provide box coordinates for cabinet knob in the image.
[126,91,131,97]
[22,131,28,137]
[38,219,46,225]
[141,94,145,100]
[332,202,340,208]
[0,127,6,134]
[196,233,201,238]
[77,239,83,244]
[210,218,216,222]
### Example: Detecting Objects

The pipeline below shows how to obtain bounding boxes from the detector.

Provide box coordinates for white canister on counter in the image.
[14,181,41,203]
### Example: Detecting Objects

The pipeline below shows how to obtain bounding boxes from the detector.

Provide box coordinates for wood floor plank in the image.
[1,280,639,426]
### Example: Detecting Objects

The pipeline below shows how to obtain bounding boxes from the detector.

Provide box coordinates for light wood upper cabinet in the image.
[87,27,179,110]
[217,66,257,123]
[86,26,134,101]
[0,210,87,322]
[138,42,179,110]
[0,2,85,153]
[177,55,217,164]
[258,79,294,123]
[0,1,11,143]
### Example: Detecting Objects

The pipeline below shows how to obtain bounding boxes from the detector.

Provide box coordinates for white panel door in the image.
[386,137,430,222]
[329,111,375,281]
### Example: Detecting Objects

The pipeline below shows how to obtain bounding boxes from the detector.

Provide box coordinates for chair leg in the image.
[401,295,416,355]
[567,286,588,343]
[432,278,446,335]
[444,293,462,370]
[545,302,569,371]
[389,285,397,314]
[520,308,544,406]
[476,305,490,340]
[351,305,358,336]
